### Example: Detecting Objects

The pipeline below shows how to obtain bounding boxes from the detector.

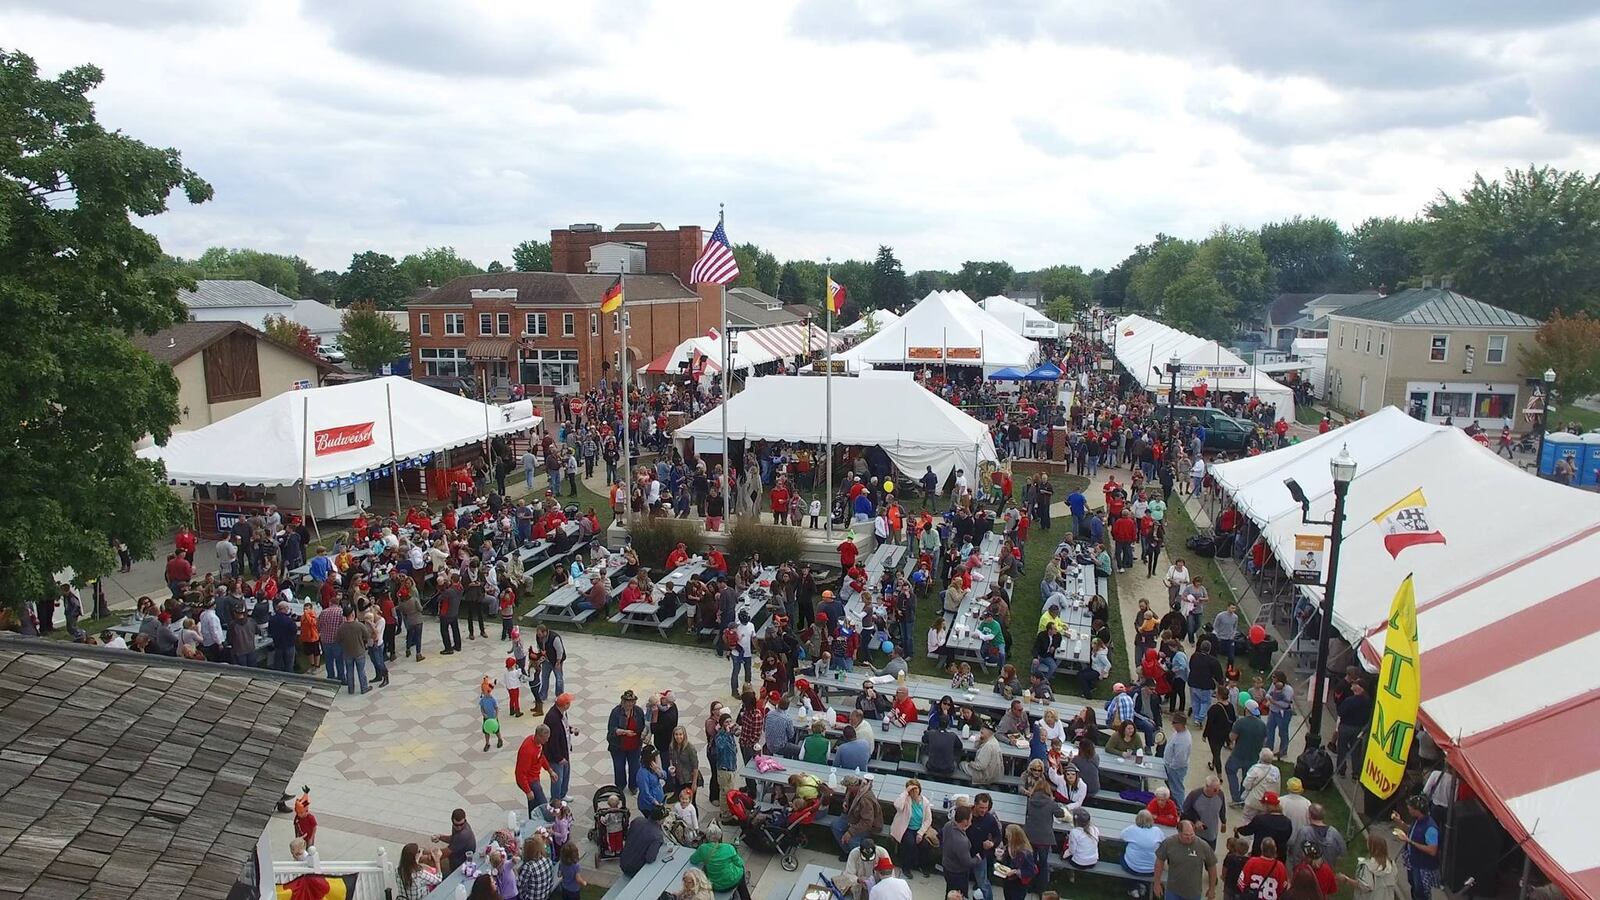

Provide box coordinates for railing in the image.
[272,847,390,900]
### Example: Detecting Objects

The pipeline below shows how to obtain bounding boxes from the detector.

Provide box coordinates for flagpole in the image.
[386,383,401,515]
[825,257,834,538]
[620,267,631,532]
[718,205,732,524]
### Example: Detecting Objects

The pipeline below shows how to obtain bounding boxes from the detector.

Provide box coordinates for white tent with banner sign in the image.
[839,290,1038,370]
[1114,314,1296,421]
[1210,405,1600,900]
[674,371,998,484]
[137,376,540,488]
[979,294,1060,340]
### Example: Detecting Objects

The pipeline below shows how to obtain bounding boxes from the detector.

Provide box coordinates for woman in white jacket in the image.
[1240,748,1282,823]
[1063,807,1101,871]
[890,780,936,878]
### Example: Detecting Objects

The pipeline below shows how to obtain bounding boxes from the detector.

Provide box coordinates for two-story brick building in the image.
[1324,286,1541,424]
[407,271,707,397]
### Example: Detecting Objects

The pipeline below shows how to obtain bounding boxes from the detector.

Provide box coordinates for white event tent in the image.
[1115,314,1296,421]
[840,290,1038,371]
[675,371,998,484]
[1211,406,1600,898]
[138,376,540,487]
[979,294,1059,339]
[642,322,838,377]
[837,308,901,337]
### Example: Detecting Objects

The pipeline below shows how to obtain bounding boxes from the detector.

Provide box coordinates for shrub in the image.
[626,517,703,569]
[728,518,803,568]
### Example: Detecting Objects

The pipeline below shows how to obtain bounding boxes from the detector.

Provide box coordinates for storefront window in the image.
[1430,391,1472,419]
[1474,392,1515,419]
[518,349,579,387]
[420,347,468,376]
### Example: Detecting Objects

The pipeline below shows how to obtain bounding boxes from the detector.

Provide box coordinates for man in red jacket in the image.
[838,537,859,571]
[515,725,555,819]
[1110,510,1138,572]
[770,481,791,525]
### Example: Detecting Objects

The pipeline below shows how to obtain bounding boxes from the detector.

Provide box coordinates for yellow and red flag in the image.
[600,275,624,314]
[1373,488,1445,558]
[826,277,846,314]
[1361,574,1420,798]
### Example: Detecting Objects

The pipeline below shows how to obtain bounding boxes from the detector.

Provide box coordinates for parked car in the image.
[414,374,478,397]
[315,343,347,364]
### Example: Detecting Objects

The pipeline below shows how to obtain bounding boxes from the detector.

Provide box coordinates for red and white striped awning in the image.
[739,322,838,360]
[641,323,840,376]
[1360,521,1600,900]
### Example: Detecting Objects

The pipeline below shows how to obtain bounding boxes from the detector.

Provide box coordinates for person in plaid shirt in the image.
[316,599,345,682]
[1106,681,1136,723]
[516,832,556,900]
[735,690,766,766]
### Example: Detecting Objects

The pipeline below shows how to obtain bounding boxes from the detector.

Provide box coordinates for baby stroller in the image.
[588,785,630,862]
[724,789,821,872]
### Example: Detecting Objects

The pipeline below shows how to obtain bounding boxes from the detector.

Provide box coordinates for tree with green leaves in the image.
[486,260,506,273]
[1259,215,1350,293]
[1424,166,1600,319]
[1162,271,1237,340]
[731,243,780,295]
[1045,296,1074,322]
[870,245,910,310]
[339,302,408,373]
[339,250,407,308]
[911,269,952,297]
[1193,226,1271,326]
[1350,216,1427,291]
[1034,264,1093,306]
[512,239,552,272]
[1104,235,1176,309]
[191,246,301,296]
[952,261,1015,299]
[829,259,874,315]
[0,49,212,608]
[263,314,319,356]
[1127,239,1197,310]
[397,246,481,291]
[293,257,337,301]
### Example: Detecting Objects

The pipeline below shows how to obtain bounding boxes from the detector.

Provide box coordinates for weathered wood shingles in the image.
[0,642,335,900]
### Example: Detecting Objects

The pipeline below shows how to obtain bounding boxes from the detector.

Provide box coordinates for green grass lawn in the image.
[1549,402,1600,433]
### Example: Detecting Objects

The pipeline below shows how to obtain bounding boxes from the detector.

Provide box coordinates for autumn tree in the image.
[263,314,320,356]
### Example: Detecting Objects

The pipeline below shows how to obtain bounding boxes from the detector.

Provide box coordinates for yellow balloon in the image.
[883,480,895,493]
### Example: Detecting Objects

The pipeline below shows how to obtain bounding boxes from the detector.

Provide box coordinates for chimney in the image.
[1439,274,1453,290]
[1377,283,1390,297]
[1421,276,1433,289]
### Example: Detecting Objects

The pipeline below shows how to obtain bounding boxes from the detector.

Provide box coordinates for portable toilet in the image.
[1539,432,1582,478]
[1578,432,1600,487]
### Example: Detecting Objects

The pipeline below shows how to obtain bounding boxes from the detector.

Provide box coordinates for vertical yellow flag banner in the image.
[1361,575,1421,798]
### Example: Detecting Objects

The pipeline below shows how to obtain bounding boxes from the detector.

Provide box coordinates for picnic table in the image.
[287,546,374,579]
[737,758,1170,842]
[430,818,537,898]
[932,533,1006,664]
[879,720,1162,784]
[610,558,707,636]
[817,673,1096,729]
[780,865,844,900]
[108,617,274,661]
[528,553,628,626]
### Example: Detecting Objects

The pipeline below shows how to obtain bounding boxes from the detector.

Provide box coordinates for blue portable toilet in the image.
[1539,432,1582,479]
[1577,433,1600,487]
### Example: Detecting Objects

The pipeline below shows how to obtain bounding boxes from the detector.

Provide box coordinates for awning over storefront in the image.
[465,339,512,359]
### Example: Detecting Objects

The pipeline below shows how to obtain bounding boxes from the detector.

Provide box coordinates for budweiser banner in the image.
[313,422,376,456]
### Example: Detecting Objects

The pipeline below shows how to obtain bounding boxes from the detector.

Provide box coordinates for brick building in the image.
[550,222,705,285]
[407,272,708,397]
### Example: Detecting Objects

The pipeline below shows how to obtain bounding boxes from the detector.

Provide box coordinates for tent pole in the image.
[825,258,834,537]
[386,383,402,516]
[299,394,310,523]
[621,269,632,533]
[720,281,730,525]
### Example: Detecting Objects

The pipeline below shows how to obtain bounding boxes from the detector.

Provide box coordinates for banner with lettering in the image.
[313,422,376,456]
[1361,574,1420,798]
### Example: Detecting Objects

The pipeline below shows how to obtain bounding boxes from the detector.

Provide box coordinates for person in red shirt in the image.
[769,482,791,525]
[441,507,457,532]
[174,526,197,560]
[848,478,866,502]
[1318,415,1331,435]
[1147,786,1181,827]
[163,552,193,599]
[515,726,555,819]
[1273,417,1289,446]
[1293,843,1338,897]
[1110,510,1138,571]
[618,577,645,611]
[838,538,859,570]
[1238,838,1288,900]
[706,546,728,575]
[1102,476,1121,509]
[890,686,919,723]
[665,543,690,570]
[1017,511,1031,542]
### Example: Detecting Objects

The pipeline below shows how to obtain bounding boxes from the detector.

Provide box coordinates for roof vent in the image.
[568,223,602,232]
[1439,275,1453,290]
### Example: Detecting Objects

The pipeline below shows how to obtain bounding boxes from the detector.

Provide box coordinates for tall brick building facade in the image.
[550,223,704,285]
[407,272,706,397]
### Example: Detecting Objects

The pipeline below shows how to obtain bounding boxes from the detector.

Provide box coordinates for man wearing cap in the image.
[832,775,884,860]
[1279,778,1312,831]
[607,690,646,792]
[838,837,893,899]
[1234,789,1292,858]
[963,724,1004,787]
[1226,699,1267,805]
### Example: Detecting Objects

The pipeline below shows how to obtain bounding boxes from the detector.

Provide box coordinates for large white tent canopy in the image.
[837,308,900,337]
[979,294,1059,339]
[643,323,838,376]
[840,290,1038,369]
[1115,314,1296,421]
[1210,407,1600,898]
[675,371,998,483]
[138,376,540,487]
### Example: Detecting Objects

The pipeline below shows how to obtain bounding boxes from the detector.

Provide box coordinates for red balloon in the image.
[1249,624,1267,644]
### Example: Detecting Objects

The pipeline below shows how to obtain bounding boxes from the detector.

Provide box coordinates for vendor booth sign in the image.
[1178,363,1250,379]
[215,509,245,534]
[313,422,376,456]
[1291,533,1325,584]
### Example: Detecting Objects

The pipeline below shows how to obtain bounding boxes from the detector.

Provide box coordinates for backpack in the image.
[722,626,741,654]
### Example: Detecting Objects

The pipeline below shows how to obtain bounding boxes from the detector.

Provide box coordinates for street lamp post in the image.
[1165,354,1182,450]
[1535,368,1556,476]
[1295,443,1358,775]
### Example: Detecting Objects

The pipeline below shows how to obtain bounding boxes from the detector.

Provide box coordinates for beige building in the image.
[1325,288,1541,425]
[133,321,333,431]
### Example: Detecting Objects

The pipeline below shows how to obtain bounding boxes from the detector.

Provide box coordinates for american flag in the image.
[690,220,740,285]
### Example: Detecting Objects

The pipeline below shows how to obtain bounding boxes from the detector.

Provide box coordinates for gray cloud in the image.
[1015,118,1140,159]
[7,0,249,30]
[300,1,584,79]
[1528,65,1600,136]
[1200,77,1533,146]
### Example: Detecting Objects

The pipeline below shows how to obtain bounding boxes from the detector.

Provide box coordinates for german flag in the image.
[601,275,624,313]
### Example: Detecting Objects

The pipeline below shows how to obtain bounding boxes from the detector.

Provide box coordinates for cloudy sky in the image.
[8,0,1600,273]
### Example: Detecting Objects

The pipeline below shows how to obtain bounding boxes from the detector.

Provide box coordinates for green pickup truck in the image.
[1168,406,1254,451]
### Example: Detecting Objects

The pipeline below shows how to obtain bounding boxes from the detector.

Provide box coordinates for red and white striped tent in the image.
[1213,412,1600,898]
[641,322,837,376]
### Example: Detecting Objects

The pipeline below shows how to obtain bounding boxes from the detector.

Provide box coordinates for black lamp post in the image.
[1165,354,1182,449]
[1291,443,1358,775]
[1535,368,1556,475]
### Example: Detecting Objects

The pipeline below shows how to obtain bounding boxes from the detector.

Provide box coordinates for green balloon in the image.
[1237,691,1252,708]
[483,718,501,735]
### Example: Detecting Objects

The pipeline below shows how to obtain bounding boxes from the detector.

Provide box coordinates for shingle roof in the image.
[409,272,698,307]
[180,280,296,310]
[129,321,335,372]
[0,639,336,900]
[1265,293,1323,327]
[1333,287,1541,328]
[724,289,802,328]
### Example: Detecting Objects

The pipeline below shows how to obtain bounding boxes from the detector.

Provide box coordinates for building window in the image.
[478,312,493,336]
[1378,330,1385,358]
[1429,334,1448,362]
[1338,325,1345,349]
[444,313,465,336]
[496,312,510,335]
[419,347,469,377]
[1364,327,1372,353]
[524,313,548,336]
[563,313,575,336]
[518,349,580,387]
[590,314,599,336]
[1475,391,1516,419]
[1486,334,1507,364]
[419,313,431,336]
[1431,391,1472,419]
[612,312,621,334]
